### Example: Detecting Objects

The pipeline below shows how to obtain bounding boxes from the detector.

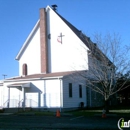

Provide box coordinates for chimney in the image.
[39,8,48,73]
[51,5,58,11]
[22,63,27,76]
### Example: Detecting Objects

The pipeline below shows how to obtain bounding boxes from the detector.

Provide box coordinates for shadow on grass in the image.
[15,110,55,116]
[14,106,130,117]
[66,106,130,117]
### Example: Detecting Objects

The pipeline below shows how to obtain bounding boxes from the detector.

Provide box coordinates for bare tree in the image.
[72,33,130,111]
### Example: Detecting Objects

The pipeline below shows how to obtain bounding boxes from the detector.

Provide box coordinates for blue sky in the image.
[0,0,130,79]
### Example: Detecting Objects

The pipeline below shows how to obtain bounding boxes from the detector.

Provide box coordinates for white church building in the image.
[0,5,104,111]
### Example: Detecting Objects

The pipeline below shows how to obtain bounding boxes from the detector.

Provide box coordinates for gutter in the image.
[3,76,63,83]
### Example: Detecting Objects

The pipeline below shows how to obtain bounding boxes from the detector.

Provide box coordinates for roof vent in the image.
[79,30,83,37]
[94,43,97,46]
[88,37,90,41]
[51,5,58,11]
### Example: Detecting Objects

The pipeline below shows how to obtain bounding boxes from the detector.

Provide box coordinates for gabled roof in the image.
[15,5,93,61]
[15,5,111,65]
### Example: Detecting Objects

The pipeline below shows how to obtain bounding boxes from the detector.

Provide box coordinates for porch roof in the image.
[7,82,31,88]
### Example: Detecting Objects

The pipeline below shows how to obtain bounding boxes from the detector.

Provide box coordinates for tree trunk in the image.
[104,99,109,113]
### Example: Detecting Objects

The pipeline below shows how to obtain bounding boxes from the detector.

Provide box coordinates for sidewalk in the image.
[0,113,13,115]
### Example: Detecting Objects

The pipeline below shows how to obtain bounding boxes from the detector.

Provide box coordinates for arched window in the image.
[22,63,28,76]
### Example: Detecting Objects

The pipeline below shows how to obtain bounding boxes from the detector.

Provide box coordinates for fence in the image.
[3,99,38,108]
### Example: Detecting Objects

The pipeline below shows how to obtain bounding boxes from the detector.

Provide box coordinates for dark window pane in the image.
[69,83,72,97]
[79,85,82,98]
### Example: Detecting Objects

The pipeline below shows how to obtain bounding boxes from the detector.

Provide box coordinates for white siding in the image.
[2,79,62,108]
[17,7,89,75]
[2,84,22,108]
[62,75,87,108]
[45,79,61,108]
[46,7,89,73]
[3,81,31,108]
[0,86,3,107]
[1,75,88,109]
[19,27,41,76]
[25,80,43,108]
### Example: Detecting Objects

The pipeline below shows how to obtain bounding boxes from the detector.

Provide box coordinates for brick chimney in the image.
[22,63,27,76]
[40,8,48,73]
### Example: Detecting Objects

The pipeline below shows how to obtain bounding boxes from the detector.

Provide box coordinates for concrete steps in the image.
[0,108,4,113]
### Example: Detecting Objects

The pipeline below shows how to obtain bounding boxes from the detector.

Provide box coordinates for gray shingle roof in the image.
[6,71,76,80]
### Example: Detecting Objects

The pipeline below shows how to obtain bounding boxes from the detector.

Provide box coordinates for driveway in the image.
[0,114,127,129]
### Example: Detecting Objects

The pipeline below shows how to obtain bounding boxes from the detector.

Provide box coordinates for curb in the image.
[0,113,14,115]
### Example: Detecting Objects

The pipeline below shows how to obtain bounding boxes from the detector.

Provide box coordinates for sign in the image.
[118,118,130,130]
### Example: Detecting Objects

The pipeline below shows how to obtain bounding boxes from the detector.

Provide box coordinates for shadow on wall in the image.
[25,83,42,108]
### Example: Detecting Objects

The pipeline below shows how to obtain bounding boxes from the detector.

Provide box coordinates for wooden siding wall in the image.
[62,75,87,108]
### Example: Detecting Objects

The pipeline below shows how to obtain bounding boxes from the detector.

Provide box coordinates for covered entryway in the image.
[6,83,31,108]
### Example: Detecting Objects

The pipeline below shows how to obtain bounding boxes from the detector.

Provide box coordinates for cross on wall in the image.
[57,33,65,44]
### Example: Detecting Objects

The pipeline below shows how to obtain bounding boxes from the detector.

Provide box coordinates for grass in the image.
[15,110,54,116]
[14,106,130,117]
[34,111,54,116]
[67,110,101,117]
[66,107,130,117]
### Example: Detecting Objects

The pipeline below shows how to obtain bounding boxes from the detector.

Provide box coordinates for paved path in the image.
[0,114,128,129]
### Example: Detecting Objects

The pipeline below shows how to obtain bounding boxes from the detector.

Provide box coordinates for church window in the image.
[69,83,72,97]
[79,85,82,98]
[22,63,28,75]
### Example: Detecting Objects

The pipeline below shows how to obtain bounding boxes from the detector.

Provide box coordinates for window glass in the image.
[79,85,82,98]
[69,83,72,97]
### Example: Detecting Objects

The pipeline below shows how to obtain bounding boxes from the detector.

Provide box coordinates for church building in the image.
[0,5,104,111]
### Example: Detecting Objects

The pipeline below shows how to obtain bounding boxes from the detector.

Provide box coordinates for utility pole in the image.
[2,74,7,79]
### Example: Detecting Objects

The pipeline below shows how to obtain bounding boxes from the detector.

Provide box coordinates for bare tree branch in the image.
[71,32,130,103]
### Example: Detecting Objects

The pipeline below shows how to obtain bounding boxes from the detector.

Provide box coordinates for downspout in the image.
[0,88,3,107]
[22,87,25,111]
[59,78,62,112]
[43,80,46,107]
[7,87,10,108]
[90,88,91,107]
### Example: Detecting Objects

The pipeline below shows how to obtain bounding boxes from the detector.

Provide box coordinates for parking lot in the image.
[0,114,125,130]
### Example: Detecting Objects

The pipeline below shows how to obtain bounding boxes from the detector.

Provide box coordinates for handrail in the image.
[26,99,38,107]
[3,99,38,108]
[10,99,19,107]
[3,99,9,107]
[18,99,23,107]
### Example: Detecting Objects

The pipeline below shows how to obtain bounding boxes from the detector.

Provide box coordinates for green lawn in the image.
[15,107,130,117]
[66,108,130,117]
[15,110,54,116]
[34,111,54,116]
